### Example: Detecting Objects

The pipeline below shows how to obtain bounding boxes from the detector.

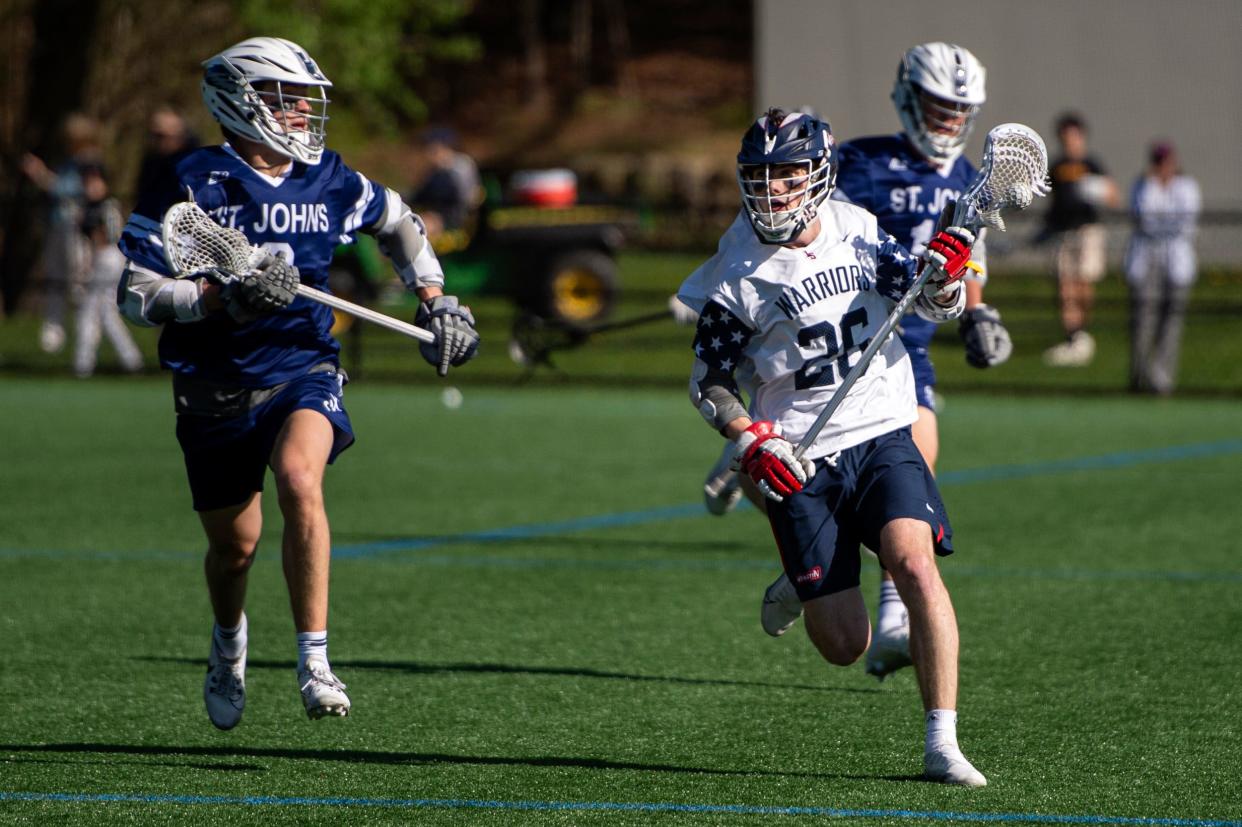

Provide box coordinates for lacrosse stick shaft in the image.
[296,285,435,344]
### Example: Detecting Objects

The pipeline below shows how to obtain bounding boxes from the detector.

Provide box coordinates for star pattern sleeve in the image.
[874,232,919,303]
[691,300,753,377]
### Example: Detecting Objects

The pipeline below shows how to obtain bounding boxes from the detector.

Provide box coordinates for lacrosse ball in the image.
[441,386,463,410]
[1007,182,1034,209]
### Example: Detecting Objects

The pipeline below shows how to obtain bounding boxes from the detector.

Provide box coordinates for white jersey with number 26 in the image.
[678,201,926,460]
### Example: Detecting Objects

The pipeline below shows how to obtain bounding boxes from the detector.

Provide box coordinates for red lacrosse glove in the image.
[731,420,814,502]
[921,226,976,289]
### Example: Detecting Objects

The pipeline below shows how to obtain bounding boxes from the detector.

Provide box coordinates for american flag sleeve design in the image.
[692,299,753,389]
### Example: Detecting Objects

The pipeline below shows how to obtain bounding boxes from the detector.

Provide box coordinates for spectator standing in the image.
[1041,113,1119,367]
[1124,141,1200,395]
[408,126,480,238]
[73,163,144,377]
[20,113,103,354]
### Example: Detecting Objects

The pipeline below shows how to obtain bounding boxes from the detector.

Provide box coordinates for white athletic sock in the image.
[297,631,328,672]
[213,614,247,661]
[877,578,908,631]
[925,709,959,754]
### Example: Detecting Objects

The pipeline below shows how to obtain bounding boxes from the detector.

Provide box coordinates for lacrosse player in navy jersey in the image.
[679,108,986,786]
[117,37,479,729]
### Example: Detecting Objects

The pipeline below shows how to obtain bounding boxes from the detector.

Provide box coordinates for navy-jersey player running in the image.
[117,37,479,729]
[679,108,986,786]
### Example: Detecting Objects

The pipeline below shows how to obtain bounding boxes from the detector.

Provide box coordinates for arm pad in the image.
[367,188,444,290]
[689,357,749,433]
[118,263,207,326]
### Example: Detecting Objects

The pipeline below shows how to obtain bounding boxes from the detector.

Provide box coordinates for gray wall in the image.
[756,0,1242,210]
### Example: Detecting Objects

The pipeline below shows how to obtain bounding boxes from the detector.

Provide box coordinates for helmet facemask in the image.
[736,109,838,245]
[249,80,330,161]
[738,158,833,245]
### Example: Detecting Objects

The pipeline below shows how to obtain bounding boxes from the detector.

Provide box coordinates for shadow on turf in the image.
[136,656,879,696]
[0,743,916,782]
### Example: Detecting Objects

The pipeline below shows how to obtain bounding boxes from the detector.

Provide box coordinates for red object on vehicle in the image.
[510,169,578,207]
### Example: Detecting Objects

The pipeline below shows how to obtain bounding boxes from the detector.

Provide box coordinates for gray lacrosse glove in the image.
[415,295,480,376]
[959,304,1013,368]
[221,254,300,324]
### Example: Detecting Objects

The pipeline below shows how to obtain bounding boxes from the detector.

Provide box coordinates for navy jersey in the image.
[119,144,393,387]
[834,133,977,354]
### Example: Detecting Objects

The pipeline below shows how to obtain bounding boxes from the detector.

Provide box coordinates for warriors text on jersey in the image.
[834,133,977,357]
[119,143,441,387]
[678,204,927,460]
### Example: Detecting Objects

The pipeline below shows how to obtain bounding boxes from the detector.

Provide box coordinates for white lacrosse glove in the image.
[416,295,480,377]
[731,421,815,503]
[920,226,976,303]
[219,254,300,324]
[959,304,1013,368]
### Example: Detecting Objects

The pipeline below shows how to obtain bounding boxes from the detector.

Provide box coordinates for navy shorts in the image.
[765,427,954,602]
[176,369,355,512]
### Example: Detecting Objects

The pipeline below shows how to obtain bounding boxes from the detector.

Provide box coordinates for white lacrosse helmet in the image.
[892,42,986,165]
[201,37,332,165]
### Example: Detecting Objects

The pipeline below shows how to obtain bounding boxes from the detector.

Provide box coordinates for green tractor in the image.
[327,174,632,336]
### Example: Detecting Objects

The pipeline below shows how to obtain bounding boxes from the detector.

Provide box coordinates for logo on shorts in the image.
[795,566,823,585]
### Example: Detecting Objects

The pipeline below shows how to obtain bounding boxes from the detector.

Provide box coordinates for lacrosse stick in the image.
[507,309,675,370]
[793,123,1050,459]
[160,201,435,344]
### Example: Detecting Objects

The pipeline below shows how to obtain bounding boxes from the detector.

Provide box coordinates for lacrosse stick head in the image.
[955,123,1051,232]
[161,201,264,280]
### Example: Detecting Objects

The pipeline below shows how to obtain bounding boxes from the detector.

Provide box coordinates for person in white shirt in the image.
[1124,141,1201,395]
[678,108,986,787]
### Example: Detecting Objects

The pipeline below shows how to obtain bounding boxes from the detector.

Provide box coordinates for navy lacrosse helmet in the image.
[737,108,837,244]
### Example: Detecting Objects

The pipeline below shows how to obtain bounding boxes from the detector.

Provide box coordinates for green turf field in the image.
[1,377,1239,825]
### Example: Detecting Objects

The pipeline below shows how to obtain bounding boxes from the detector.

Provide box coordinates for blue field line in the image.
[1,791,1239,826]
[4,439,1240,568]
[331,503,705,558]
[335,439,1242,560]
[935,439,1242,486]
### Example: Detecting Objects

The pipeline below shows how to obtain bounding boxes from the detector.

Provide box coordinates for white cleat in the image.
[204,638,246,731]
[865,623,912,681]
[299,658,351,719]
[924,746,988,787]
[760,572,803,637]
[704,452,743,516]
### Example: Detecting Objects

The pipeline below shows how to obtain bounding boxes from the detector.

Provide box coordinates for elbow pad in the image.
[689,357,749,433]
[119,263,207,326]
[370,189,444,290]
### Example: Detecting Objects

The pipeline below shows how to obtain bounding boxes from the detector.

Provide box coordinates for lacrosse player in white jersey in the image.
[679,109,986,786]
[117,37,479,730]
